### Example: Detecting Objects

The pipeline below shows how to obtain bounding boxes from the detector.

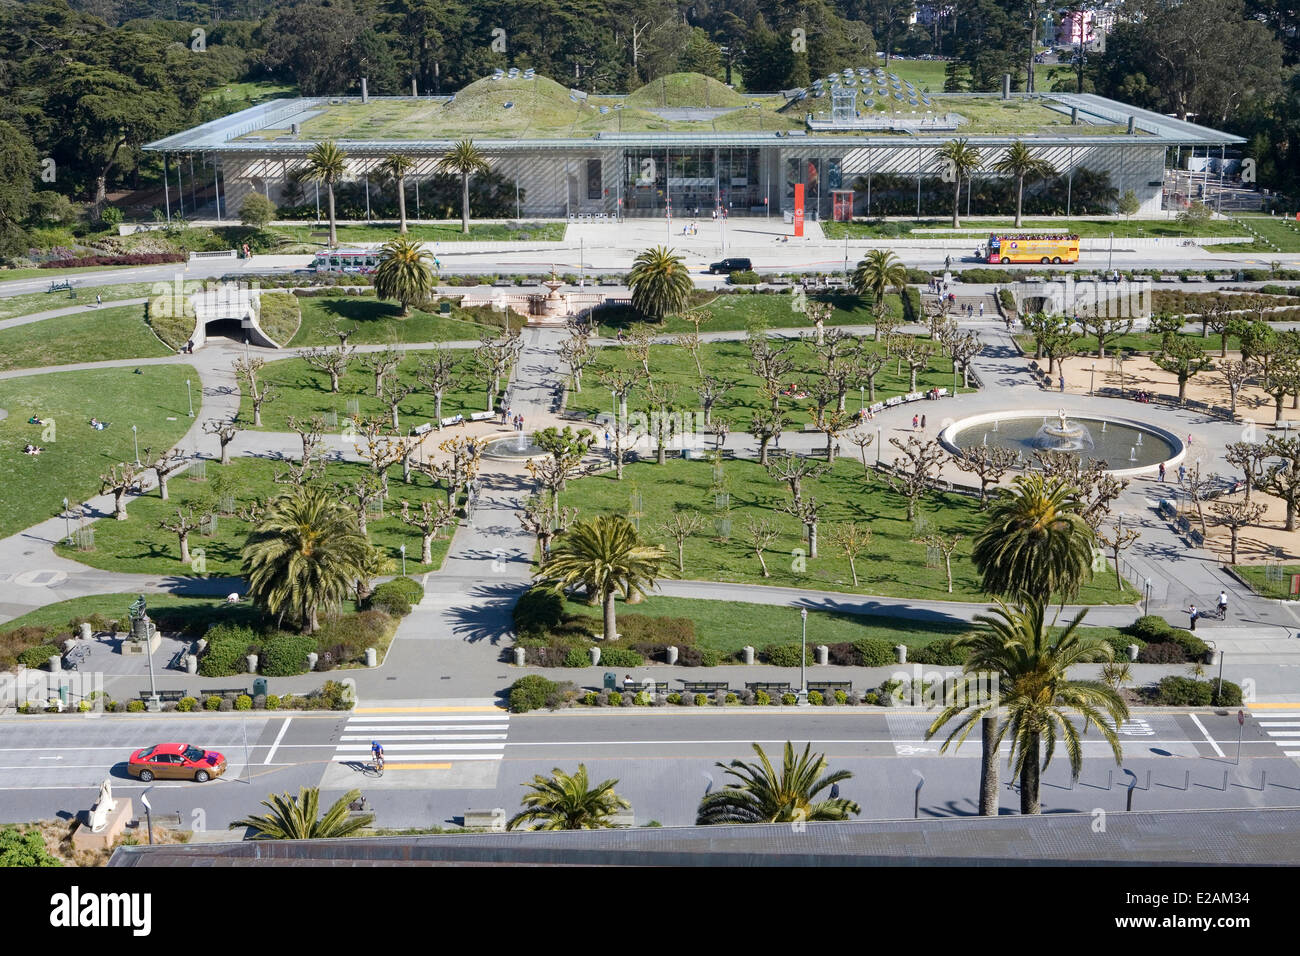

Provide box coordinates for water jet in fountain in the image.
[944,410,1179,472]
[1033,409,1095,453]
[484,432,549,460]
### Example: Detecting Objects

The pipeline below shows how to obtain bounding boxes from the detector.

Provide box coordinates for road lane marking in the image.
[386,763,452,770]
[263,717,292,765]
[1188,714,1225,757]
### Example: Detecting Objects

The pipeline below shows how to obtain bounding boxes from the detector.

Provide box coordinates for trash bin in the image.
[439,301,451,315]
[603,671,617,691]
[682,447,693,460]
[253,677,268,697]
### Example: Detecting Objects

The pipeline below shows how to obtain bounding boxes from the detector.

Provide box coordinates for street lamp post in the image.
[400,544,406,577]
[1090,362,1096,396]
[913,769,925,819]
[140,791,154,845]
[799,607,808,704]
[876,426,883,464]
[131,425,139,466]
[1143,577,1151,617]
[186,378,194,417]
[62,497,70,544]
[1108,231,1114,273]
[859,386,865,413]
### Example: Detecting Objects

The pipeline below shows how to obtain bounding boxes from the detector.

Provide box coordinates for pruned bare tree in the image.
[143,446,185,501]
[1179,460,1217,537]
[359,346,403,398]
[846,427,876,473]
[378,373,418,431]
[952,444,1018,507]
[399,498,456,564]
[559,334,593,392]
[764,452,829,510]
[885,436,945,520]
[233,356,276,427]
[675,331,704,379]
[428,435,484,508]
[1218,359,1250,419]
[414,347,460,424]
[158,503,211,564]
[827,521,872,587]
[99,463,140,520]
[301,344,355,393]
[708,417,730,453]
[353,416,416,497]
[1225,441,1267,505]
[747,333,797,414]
[1096,516,1141,591]
[748,409,787,466]
[913,532,962,593]
[519,492,578,562]
[335,475,384,537]
[697,375,732,426]
[949,330,982,388]
[744,514,779,577]
[203,418,242,466]
[1210,499,1265,565]
[657,510,705,574]
[286,414,326,467]
[781,495,822,559]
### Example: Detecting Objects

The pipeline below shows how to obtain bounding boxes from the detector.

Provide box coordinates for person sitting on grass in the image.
[22,444,43,455]
[89,418,109,430]
[27,415,43,425]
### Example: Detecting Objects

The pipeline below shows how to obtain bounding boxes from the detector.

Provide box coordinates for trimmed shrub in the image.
[1163,628,1209,661]
[177,696,197,712]
[808,690,824,706]
[39,252,185,269]
[694,693,709,707]
[218,698,234,712]
[911,639,968,666]
[634,691,652,706]
[1102,634,1144,659]
[755,689,771,706]
[1151,676,1212,706]
[713,689,727,707]
[260,633,316,677]
[666,692,682,704]
[543,682,578,710]
[834,689,848,705]
[201,624,259,677]
[864,692,881,705]
[365,580,415,617]
[1139,641,1188,664]
[699,648,721,667]
[761,643,811,667]
[582,691,598,706]
[853,638,896,667]
[127,699,145,713]
[314,610,395,665]
[725,692,738,705]
[17,645,60,669]
[235,694,253,711]
[265,694,281,710]
[509,675,556,713]
[513,587,564,637]
[608,691,623,707]
[562,647,590,668]
[781,693,797,705]
[1128,615,1174,642]
[253,694,266,710]
[679,690,695,706]
[727,269,761,284]
[1212,679,1243,707]
[596,647,643,667]
[204,695,221,711]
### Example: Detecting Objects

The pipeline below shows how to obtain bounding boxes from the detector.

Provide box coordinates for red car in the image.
[128,743,227,782]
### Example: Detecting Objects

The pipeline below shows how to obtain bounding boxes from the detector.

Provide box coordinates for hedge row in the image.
[39,252,186,268]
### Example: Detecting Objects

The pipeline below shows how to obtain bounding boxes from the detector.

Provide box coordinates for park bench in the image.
[746,681,793,696]
[680,680,729,695]
[462,808,506,829]
[622,679,669,695]
[769,277,790,286]
[492,277,514,287]
[139,689,189,703]
[469,411,495,422]
[935,387,949,398]
[598,277,621,286]
[188,249,237,259]
[411,422,433,436]
[801,422,820,432]
[439,414,465,428]
[200,687,248,698]
[808,681,853,696]
[47,279,75,294]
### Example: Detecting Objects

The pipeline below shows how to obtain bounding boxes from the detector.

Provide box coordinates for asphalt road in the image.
[2,705,1295,832]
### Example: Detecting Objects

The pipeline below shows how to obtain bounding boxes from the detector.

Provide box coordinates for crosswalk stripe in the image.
[1263,731,1300,737]
[1260,722,1300,727]
[341,734,507,741]
[337,742,505,751]
[333,706,510,769]
[346,714,507,723]
[351,753,503,762]
[346,725,509,732]
[1285,751,1300,757]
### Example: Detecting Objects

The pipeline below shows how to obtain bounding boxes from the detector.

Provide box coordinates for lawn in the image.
[593,291,906,337]
[270,222,565,244]
[237,349,489,432]
[1232,565,1300,601]
[566,336,963,428]
[824,217,1252,240]
[561,594,971,656]
[1016,330,1244,357]
[287,295,508,347]
[0,265,138,283]
[2,593,267,634]
[53,456,459,576]
[257,292,301,347]
[0,282,156,323]
[0,304,170,372]
[559,458,1137,604]
[0,365,198,539]
[1205,215,1300,254]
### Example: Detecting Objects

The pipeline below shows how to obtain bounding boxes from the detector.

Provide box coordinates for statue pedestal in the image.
[120,634,160,655]
[72,797,134,852]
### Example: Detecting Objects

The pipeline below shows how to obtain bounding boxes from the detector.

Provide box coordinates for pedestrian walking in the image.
[1178,464,1187,483]
[1188,604,1199,631]
[604,430,611,450]
[912,414,919,430]
[1218,590,1229,620]
[1058,374,1065,392]
[979,302,984,317]
[519,415,525,432]
[1158,462,1166,482]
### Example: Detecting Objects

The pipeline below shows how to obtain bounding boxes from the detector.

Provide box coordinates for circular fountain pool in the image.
[483,433,549,460]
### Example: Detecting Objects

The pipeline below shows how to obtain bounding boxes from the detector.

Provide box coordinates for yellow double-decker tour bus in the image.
[985,233,1080,264]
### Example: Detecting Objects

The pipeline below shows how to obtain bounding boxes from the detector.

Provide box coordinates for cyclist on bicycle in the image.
[371,740,384,771]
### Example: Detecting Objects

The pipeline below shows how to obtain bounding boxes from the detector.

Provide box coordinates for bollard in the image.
[1127,644,1139,662]
[1261,770,1267,791]
[1222,770,1229,791]
[1184,770,1190,791]
[666,645,678,665]
[246,654,258,674]
[1126,785,1134,811]
[365,648,377,667]
[895,644,907,664]
[195,638,208,656]
[185,654,198,675]
[1107,770,1113,790]
[513,647,526,666]
[742,646,754,665]
[79,622,92,641]
[307,651,318,671]
[48,655,61,673]
[815,645,828,666]
[589,646,600,666]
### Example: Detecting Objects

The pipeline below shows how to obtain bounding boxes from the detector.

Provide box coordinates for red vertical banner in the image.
[793,183,805,237]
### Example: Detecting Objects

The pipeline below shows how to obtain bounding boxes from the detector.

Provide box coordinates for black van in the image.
[707,257,753,274]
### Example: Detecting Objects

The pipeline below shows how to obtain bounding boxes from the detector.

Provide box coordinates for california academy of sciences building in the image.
[145,69,1243,223]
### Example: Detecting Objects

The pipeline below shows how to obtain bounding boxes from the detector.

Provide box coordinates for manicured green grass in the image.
[1207,216,1300,254]
[1016,330,1244,357]
[594,291,906,337]
[0,265,137,283]
[288,295,506,347]
[0,305,170,372]
[567,336,963,428]
[237,350,490,431]
[2,593,266,633]
[0,282,155,323]
[562,594,971,655]
[270,222,565,244]
[0,365,198,539]
[257,292,301,347]
[824,218,1251,240]
[560,458,1137,604]
[53,457,458,576]
[1232,565,1300,600]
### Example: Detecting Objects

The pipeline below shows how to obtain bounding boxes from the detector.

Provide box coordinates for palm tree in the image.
[991,140,1057,228]
[373,237,433,316]
[927,596,1128,815]
[851,249,908,329]
[379,153,417,233]
[230,787,373,839]
[627,245,692,322]
[937,138,983,228]
[972,472,1096,601]
[696,742,860,825]
[506,765,630,830]
[436,139,489,235]
[301,141,348,248]
[535,514,673,640]
[242,486,370,633]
